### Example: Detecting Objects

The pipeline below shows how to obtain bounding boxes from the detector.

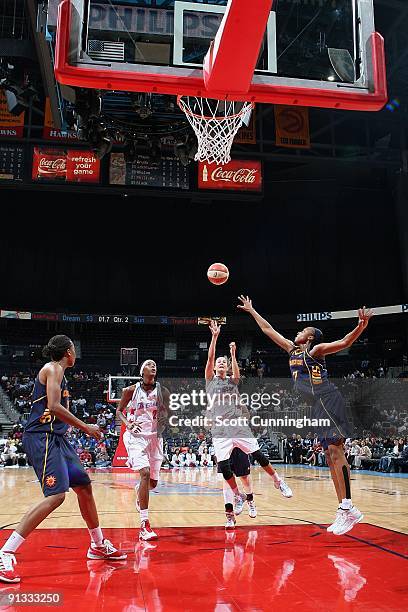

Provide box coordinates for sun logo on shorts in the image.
[45,475,57,488]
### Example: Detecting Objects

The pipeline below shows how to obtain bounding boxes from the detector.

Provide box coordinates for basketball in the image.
[207,263,229,285]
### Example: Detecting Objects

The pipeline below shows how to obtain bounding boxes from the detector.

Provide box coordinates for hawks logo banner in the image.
[0,90,25,138]
[234,109,256,144]
[198,160,262,192]
[43,98,81,141]
[274,105,311,149]
[112,422,129,467]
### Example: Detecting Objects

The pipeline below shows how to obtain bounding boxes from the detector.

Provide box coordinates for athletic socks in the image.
[140,509,149,523]
[246,493,254,502]
[225,503,233,513]
[223,480,235,505]
[88,526,104,547]
[1,531,25,553]
[272,471,281,486]
[340,498,353,511]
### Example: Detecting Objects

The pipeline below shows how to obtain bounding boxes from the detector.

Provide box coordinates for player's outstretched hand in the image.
[237,295,253,312]
[358,306,373,329]
[127,421,142,435]
[86,424,102,441]
[229,341,236,356]
[209,319,221,337]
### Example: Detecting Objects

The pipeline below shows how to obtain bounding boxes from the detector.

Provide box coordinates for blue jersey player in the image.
[237,296,373,536]
[0,335,126,584]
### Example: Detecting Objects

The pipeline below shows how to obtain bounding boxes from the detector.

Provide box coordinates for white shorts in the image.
[213,437,260,463]
[123,431,163,480]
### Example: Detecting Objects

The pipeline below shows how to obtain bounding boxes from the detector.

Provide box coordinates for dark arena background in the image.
[0,1,407,610]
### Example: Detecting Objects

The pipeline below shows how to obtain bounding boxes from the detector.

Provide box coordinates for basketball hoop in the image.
[177,96,254,166]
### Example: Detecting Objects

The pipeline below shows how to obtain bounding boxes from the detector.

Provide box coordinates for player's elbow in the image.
[48,402,60,414]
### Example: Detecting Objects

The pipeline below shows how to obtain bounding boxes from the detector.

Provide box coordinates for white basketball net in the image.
[177,96,254,165]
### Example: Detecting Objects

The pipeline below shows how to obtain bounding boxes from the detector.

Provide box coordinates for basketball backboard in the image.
[52,0,386,110]
[108,375,140,403]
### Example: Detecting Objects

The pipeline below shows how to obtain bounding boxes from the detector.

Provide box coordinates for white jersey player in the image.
[116,360,169,541]
[205,321,292,530]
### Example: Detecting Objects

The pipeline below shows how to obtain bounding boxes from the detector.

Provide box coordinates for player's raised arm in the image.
[205,320,221,381]
[45,363,101,440]
[229,342,240,382]
[237,295,294,353]
[311,307,373,357]
[116,384,136,430]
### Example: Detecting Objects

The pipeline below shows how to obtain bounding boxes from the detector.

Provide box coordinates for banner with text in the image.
[0,90,25,138]
[274,105,310,149]
[198,160,262,191]
[43,98,81,141]
[32,147,100,183]
[234,109,257,145]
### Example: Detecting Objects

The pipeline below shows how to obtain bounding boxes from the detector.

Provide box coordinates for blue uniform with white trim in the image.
[23,373,91,496]
[289,347,351,448]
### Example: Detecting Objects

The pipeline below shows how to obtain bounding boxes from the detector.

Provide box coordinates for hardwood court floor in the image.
[1,464,406,533]
[0,466,406,611]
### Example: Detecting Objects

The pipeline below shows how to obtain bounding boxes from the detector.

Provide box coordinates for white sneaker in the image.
[225,513,236,530]
[139,520,158,541]
[248,500,257,518]
[327,509,345,533]
[275,479,293,498]
[234,493,246,516]
[332,506,363,536]
[0,551,20,583]
[135,483,140,512]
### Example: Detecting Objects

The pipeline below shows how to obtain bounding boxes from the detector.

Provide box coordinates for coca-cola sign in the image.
[198,160,262,191]
[32,147,100,183]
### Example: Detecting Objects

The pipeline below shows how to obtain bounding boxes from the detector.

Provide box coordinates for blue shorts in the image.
[312,390,351,450]
[23,433,91,497]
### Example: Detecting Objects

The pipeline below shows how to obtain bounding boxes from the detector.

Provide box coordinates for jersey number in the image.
[39,408,52,424]
[312,365,321,381]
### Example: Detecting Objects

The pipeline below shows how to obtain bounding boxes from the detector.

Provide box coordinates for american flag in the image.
[87,40,125,62]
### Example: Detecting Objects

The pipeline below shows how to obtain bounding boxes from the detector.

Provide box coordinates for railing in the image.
[0,386,21,426]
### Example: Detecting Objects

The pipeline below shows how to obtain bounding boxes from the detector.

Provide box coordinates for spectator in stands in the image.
[349,440,362,468]
[282,435,292,464]
[104,406,114,422]
[304,443,322,466]
[80,448,93,468]
[292,435,303,464]
[1,440,18,466]
[171,448,185,467]
[355,442,372,469]
[200,448,213,467]
[185,448,198,467]
[318,447,327,467]
[95,448,110,468]
[97,411,107,430]
[208,443,216,465]
[394,444,408,473]
[378,439,400,472]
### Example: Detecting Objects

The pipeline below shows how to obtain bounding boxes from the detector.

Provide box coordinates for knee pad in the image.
[251,450,269,467]
[218,459,234,481]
